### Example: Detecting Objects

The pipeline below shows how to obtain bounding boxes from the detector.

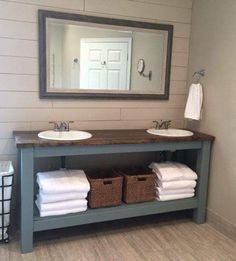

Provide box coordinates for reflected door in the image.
[80,38,131,90]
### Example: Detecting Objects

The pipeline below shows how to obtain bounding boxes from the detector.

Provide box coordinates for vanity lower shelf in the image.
[33,198,198,232]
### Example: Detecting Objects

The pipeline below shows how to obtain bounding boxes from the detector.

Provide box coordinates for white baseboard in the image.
[207,209,236,242]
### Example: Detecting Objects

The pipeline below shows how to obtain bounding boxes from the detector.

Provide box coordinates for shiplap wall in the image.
[0,0,192,165]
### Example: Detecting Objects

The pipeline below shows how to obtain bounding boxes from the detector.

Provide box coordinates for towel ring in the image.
[193,69,205,83]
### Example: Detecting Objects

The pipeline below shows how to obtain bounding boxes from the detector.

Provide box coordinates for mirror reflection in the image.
[47,19,167,94]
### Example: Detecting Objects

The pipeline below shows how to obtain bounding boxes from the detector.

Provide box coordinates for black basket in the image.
[0,174,13,244]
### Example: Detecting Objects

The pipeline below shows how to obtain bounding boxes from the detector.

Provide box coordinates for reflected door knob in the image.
[101,61,106,65]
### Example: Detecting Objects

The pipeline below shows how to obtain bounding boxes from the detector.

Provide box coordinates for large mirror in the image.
[39,10,173,99]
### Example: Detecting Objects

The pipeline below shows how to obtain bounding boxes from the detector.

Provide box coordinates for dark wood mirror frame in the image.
[38,10,173,100]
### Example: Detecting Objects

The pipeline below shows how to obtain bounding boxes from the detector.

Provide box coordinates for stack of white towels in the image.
[35,169,90,217]
[149,162,197,201]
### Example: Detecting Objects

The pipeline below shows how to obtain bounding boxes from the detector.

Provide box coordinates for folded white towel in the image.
[36,169,90,194]
[175,162,198,180]
[156,179,197,190]
[156,187,195,195]
[156,193,194,201]
[184,83,203,120]
[37,206,87,217]
[35,198,87,212]
[149,162,197,182]
[37,191,88,204]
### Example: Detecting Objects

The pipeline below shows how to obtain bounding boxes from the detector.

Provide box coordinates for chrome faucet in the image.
[49,121,74,132]
[153,120,171,130]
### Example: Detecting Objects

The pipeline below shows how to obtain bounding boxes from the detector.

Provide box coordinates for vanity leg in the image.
[20,148,34,253]
[193,141,211,224]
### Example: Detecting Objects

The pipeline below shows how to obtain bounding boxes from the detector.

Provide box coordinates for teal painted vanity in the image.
[14,129,214,253]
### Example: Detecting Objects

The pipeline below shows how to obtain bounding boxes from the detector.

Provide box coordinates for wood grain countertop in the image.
[13,129,215,148]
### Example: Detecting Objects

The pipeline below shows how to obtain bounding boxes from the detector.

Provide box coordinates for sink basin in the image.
[38,130,92,141]
[147,128,194,137]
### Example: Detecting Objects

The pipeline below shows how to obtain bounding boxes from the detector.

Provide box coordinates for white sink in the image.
[147,128,194,137]
[38,130,92,141]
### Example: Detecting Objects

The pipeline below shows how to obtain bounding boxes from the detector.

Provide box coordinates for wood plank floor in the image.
[1,214,236,261]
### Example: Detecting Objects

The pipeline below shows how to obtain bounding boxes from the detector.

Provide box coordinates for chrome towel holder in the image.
[193,69,206,83]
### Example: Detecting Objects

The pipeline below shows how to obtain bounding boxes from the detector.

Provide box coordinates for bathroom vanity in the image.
[14,129,214,253]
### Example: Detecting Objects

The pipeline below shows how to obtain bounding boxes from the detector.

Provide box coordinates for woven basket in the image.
[118,168,156,204]
[87,171,123,208]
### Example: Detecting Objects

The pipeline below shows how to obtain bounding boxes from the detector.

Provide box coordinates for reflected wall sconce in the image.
[73,58,79,63]
[73,57,80,69]
[137,59,152,80]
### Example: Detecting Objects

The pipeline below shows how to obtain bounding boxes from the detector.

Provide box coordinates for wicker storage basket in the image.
[118,168,156,204]
[87,171,123,208]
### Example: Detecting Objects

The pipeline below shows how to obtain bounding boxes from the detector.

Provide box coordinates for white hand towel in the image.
[184,83,203,120]
[35,198,87,212]
[157,179,197,190]
[156,187,194,195]
[37,191,88,203]
[38,206,87,217]
[156,193,194,201]
[36,169,90,194]
[150,162,197,182]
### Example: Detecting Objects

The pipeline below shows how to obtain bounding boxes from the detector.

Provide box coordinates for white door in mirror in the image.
[38,130,92,141]
[80,38,131,90]
[147,128,194,137]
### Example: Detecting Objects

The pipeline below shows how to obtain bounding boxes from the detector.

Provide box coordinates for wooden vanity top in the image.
[14,129,215,148]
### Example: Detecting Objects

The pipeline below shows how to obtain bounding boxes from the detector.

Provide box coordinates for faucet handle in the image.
[153,120,160,129]
[67,121,74,131]
[49,121,60,131]
[160,120,171,129]
[165,120,171,129]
